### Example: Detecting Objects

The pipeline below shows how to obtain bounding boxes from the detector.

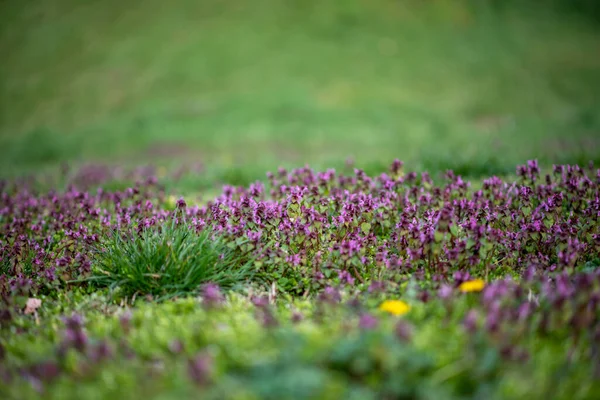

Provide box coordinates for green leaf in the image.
[361,222,371,235]
[449,224,460,236]
[434,231,445,243]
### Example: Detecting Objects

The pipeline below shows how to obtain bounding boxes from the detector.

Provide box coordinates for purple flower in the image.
[28,360,61,383]
[437,284,453,300]
[453,271,472,286]
[176,197,187,209]
[60,314,88,352]
[63,328,88,353]
[254,306,278,328]
[390,159,404,175]
[119,310,132,334]
[187,351,213,386]
[252,295,270,308]
[517,302,533,322]
[346,296,362,310]
[318,286,341,304]
[338,270,355,286]
[291,311,304,324]
[394,320,414,342]
[463,310,479,333]
[201,283,224,308]
[168,339,185,355]
[485,310,500,333]
[368,280,386,293]
[358,313,379,330]
[90,340,113,362]
[418,290,430,303]
[523,265,537,282]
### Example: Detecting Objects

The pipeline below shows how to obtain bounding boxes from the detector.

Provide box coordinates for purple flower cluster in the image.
[472,272,600,354]
[0,157,598,398]
[0,178,163,324]
[1,313,118,392]
[187,160,599,295]
[2,161,599,304]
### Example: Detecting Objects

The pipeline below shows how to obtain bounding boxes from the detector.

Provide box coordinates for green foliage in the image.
[2,294,599,400]
[89,216,255,300]
[531,0,600,22]
[2,0,600,176]
[2,0,600,397]
[0,128,82,168]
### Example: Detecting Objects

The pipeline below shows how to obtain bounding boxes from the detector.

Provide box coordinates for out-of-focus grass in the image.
[1,0,599,177]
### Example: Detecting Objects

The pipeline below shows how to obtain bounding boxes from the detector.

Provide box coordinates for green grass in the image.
[1,0,600,178]
[88,215,256,301]
[2,289,597,400]
[2,3,600,399]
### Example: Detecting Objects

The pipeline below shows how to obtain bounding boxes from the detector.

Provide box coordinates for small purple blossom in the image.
[168,339,185,355]
[119,310,132,334]
[358,313,379,330]
[187,351,213,386]
[176,197,187,209]
[463,310,479,333]
[338,270,355,286]
[438,284,453,300]
[291,311,304,324]
[89,340,113,362]
[394,320,414,342]
[201,283,224,308]
[318,286,341,304]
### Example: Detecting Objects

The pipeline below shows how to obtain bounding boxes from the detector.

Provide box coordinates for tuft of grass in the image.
[89,216,255,301]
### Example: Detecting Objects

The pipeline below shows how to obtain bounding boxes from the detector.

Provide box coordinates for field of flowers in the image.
[1,160,599,399]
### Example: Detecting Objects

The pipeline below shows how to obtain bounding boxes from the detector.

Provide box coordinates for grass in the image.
[88,214,256,301]
[2,163,600,399]
[1,1,600,399]
[2,287,598,400]
[1,0,600,178]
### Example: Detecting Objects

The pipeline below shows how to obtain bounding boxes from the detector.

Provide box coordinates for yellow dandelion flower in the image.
[379,300,411,316]
[459,279,485,293]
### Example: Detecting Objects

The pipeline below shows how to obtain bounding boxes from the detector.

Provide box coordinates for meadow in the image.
[1,1,600,399]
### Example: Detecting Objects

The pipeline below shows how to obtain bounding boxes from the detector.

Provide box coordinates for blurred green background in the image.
[1,0,599,179]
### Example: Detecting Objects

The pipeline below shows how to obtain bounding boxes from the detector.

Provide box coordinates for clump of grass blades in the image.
[89,219,254,301]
